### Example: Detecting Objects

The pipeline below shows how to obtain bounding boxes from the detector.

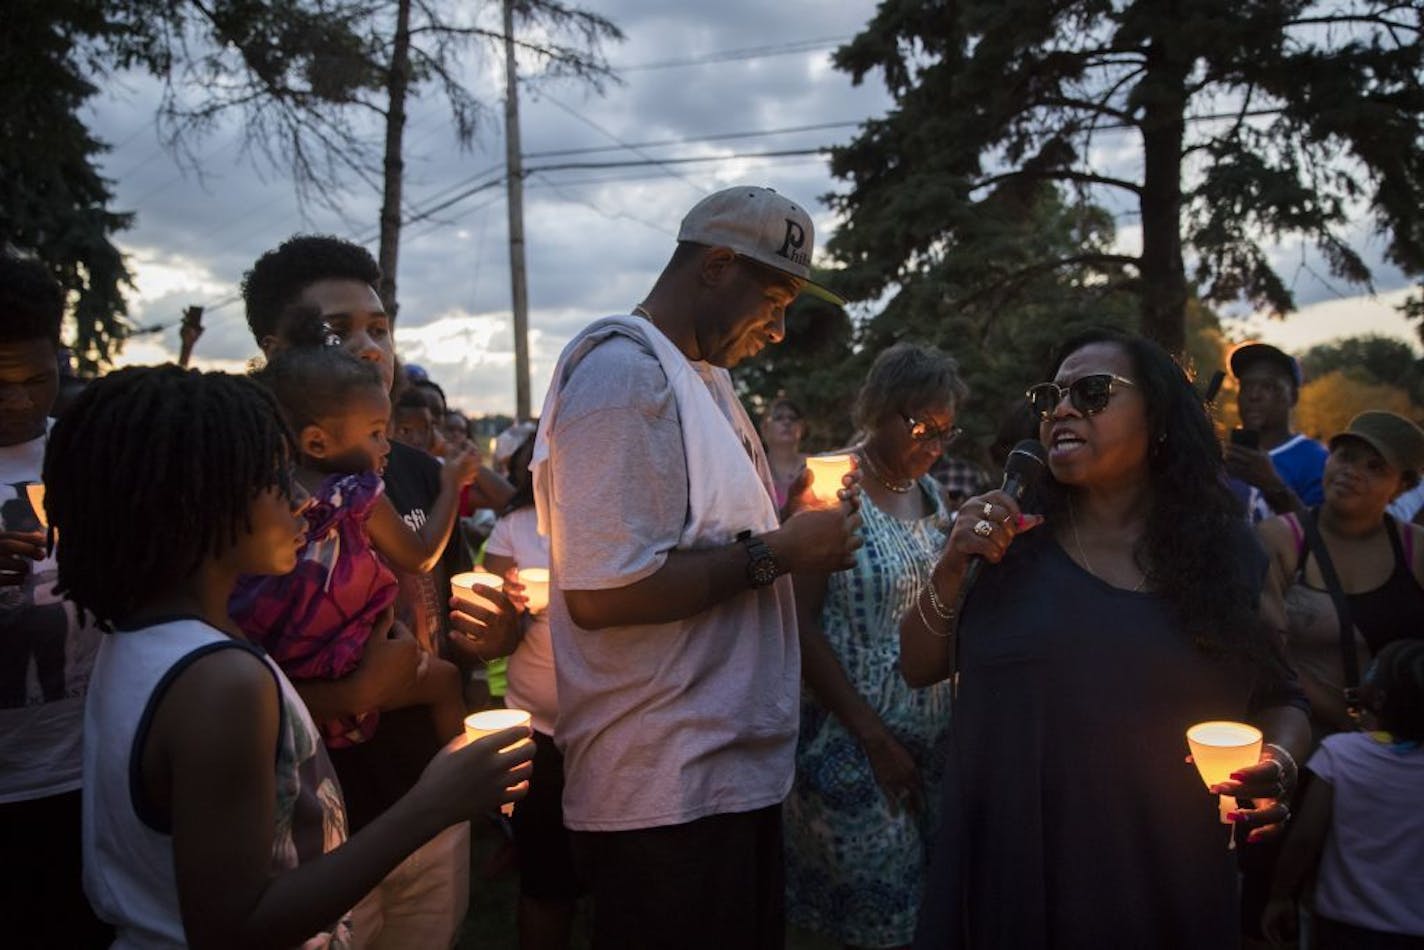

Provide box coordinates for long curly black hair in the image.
[43,366,296,629]
[1039,329,1261,657]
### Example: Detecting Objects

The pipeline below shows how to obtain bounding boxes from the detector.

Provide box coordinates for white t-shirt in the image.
[0,426,103,803]
[484,507,557,735]
[544,334,798,832]
[1309,732,1424,936]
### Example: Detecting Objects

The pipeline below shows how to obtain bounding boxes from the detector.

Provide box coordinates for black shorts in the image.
[571,804,784,950]
[510,731,583,901]
[0,790,113,948]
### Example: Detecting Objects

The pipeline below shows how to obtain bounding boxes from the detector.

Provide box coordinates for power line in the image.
[614,36,851,72]
[523,120,862,159]
[540,93,705,195]
[524,148,824,175]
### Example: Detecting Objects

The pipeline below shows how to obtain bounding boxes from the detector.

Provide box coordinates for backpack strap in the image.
[1281,512,1307,577]
[1299,508,1363,722]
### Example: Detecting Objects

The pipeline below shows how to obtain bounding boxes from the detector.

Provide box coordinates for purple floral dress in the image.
[231,471,398,748]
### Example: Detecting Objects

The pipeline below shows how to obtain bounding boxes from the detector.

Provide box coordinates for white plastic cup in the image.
[463,708,533,816]
[518,567,550,615]
[1186,721,1264,823]
[450,570,504,612]
[804,454,854,507]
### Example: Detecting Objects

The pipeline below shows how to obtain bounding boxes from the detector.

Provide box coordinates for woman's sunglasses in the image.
[901,413,962,445]
[1025,373,1136,420]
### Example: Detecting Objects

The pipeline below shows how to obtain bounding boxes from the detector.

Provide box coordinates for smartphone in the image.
[1230,428,1260,450]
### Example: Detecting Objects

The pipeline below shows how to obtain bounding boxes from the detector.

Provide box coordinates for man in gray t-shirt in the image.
[536,186,862,948]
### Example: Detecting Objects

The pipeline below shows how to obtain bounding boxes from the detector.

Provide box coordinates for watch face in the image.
[750,557,778,587]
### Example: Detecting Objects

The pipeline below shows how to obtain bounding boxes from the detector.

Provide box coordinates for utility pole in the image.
[502,0,531,421]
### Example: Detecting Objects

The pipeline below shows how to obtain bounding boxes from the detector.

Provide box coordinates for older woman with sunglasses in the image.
[901,329,1310,949]
[785,343,966,950]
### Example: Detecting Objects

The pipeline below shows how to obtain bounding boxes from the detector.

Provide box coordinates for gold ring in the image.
[973,519,994,538]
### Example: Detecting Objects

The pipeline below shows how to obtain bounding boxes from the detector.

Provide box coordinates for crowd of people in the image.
[0,183,1421,950]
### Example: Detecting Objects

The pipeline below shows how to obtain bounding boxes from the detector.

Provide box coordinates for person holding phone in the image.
[1226,342,1328,522]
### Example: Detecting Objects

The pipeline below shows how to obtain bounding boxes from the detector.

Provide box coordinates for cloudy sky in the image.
[89,0,1419,415]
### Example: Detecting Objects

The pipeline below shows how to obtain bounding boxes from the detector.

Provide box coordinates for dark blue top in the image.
[915,527,1304,949]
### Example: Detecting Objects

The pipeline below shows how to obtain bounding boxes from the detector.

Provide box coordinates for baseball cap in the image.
[493,421,538,468]
[1330,411,1424,475]
[678,186,845,306]
[1229,342,1303,388]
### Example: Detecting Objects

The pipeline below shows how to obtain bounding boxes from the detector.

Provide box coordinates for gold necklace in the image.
[858,446,914,493]
[632,304,653,320]
[1069,499,1147,592]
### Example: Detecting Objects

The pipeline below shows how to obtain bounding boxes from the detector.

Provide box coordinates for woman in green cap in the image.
[1257,410,1424,741]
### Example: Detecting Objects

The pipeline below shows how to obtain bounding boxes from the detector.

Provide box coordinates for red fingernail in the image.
[1229,772,1245,781]
[1226,812,1244,822]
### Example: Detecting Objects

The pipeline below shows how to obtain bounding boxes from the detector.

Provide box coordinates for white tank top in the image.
[83,618,352,948]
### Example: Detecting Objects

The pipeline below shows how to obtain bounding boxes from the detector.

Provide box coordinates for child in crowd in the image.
[50,366,532,947]
[1263,638,1424,949]
[231,319,478,746]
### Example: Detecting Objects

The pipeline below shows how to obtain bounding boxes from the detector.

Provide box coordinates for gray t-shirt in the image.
[545,333,798,831]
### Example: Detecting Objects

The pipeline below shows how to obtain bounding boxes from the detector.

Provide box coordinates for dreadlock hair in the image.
[1038,329,1268,661]
[1367,639,1424,741]
[252,309,385,434]
[241,234,381,345]
[0,253,63,345]
[43,365,296,629]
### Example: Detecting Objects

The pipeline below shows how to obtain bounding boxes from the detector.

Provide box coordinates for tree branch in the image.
[1037,96,1137,125]
[971,168,1143,196]
[950,254,1142,311]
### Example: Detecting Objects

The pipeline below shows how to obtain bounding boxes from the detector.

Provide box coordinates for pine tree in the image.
[828,0,1424,355]
[1,1,135,372]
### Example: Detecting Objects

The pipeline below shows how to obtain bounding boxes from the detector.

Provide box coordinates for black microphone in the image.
[950,439,1048,695]
[958,439,1049,595]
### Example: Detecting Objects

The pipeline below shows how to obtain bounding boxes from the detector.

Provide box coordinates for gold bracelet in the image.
[924,581,955,620]
[915,588,952,639]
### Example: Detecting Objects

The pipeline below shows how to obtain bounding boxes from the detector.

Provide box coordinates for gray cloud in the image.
[87,0,1416,411]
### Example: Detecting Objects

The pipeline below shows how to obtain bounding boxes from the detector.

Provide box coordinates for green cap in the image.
[1330,411,1424,474]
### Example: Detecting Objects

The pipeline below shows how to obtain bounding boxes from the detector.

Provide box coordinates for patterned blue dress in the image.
[785,478,953,947]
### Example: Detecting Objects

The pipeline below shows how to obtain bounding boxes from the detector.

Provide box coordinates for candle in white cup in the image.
[1186,721,1263,823]
[463,708,533,816]
[451,570,504,612]
[25,483,46,530]
[518,567,550,614]
[804,454,854,507]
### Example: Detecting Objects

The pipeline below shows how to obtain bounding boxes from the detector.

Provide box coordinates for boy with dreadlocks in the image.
[51,366,532,947]
[232,316,475,748]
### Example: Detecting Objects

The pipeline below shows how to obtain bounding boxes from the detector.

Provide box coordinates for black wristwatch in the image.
[737,530,779,588]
